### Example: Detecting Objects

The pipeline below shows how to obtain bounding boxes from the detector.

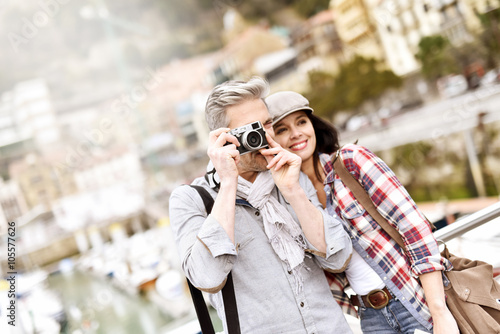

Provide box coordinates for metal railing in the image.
[433,201,500,242]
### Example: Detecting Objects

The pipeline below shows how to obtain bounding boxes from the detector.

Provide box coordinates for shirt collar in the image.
[319,152,336,185]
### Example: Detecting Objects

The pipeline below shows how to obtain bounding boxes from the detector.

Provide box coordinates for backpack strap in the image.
[186,279,216,334]
[188,185,241,334]
[191,185,214,214]
[332,152,407,253]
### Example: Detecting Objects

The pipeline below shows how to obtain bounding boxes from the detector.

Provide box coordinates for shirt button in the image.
[255,211,260,216]
[288,270,292,275]
[300,302,304,307]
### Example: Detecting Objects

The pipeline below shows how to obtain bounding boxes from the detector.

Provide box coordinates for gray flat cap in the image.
[265,91,314,124]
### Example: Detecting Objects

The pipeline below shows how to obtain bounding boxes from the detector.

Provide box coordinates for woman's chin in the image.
[297,150,314,162]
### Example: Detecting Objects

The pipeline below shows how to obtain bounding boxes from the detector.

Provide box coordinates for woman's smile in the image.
[290,140,308,151]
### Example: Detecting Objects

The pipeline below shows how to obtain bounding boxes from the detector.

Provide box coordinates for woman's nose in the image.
[290,127,301,138]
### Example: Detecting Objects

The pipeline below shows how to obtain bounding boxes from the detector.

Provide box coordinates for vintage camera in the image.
[227,121,269,155]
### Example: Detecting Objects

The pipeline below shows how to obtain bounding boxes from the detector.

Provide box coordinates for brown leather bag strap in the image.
[333,152,407,253]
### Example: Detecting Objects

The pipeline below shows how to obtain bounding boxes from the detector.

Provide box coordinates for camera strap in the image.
[205,160,221,191]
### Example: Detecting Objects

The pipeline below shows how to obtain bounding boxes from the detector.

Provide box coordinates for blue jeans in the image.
[358,299,431,334]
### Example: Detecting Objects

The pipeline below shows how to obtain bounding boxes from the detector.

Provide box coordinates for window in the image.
[341,2,354,14]
[31,175,42,184]
[38,190,48,203]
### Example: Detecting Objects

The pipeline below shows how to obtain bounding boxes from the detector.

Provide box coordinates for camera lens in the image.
[248,132,260,146]
[243,130,262,150]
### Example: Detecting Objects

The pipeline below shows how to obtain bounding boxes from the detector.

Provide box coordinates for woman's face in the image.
[272,111,316,163]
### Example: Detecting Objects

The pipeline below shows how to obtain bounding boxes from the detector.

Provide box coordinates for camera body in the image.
[228,121,269,155]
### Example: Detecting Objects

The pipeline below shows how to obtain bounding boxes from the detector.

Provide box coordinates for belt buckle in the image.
[366,288,389,310]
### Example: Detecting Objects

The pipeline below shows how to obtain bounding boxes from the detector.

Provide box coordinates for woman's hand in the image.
[419,271,459,334]
[431,308,459,334]
[260,133,302,194]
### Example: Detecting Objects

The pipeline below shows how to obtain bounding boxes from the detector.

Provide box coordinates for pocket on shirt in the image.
[339,199,366,219]
[338,198,377,234]
[234,213,255,249]
[235,228,253,249]
[333,179,365,220]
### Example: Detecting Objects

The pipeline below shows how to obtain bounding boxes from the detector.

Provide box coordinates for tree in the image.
[475,4,500,68]
[415,35,459,81]
[304,56,402,118]
[303,71,336,118]
[293,0,330,18]
[236,1,289,21]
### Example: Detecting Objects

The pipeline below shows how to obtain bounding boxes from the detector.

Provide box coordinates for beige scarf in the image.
[236,171,307,293]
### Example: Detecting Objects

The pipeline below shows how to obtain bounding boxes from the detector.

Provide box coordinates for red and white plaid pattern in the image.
[320,144,452,326]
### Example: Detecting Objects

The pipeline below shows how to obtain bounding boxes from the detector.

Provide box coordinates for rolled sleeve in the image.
[198,214,238,257]
[311,210,352,272]
[323,211,350,257]
[298,173,352,271]
[169,184,237,291]
[411,254,453,277]
[345,145,452,276]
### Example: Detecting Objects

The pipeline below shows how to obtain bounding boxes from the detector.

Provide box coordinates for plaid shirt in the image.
[320,144,452,330]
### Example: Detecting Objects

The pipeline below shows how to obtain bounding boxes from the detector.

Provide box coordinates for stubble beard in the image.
[238,151,268,173]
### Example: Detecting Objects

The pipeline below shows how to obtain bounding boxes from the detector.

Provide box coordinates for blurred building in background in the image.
[291,10,344,73]
[53,146,144,232]
[256,9,346,92]
[0,0,499,280]
[373,0,443,76]
[0,2,499,333]
[0,79,60,150]
[0,177,28,234]
[220,24,289,80]
[330,0,386,61]
[9,153,76,210]
[0,79,58,182]
[330,0,487,76]
[437,0,475,45]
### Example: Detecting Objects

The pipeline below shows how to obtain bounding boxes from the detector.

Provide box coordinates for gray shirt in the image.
[169,173,353,333]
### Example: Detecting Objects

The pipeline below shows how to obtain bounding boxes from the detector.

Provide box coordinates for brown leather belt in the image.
[350,287,393,309]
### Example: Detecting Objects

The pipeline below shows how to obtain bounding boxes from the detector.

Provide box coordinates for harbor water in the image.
[47,270,173,334]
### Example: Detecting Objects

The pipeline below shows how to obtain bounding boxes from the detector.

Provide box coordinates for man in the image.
[169,77,353,333]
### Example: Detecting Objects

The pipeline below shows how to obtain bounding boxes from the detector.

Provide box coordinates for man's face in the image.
[226,98,273,175]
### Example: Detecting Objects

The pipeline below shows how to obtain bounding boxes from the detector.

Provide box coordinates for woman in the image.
[265,91,458,334]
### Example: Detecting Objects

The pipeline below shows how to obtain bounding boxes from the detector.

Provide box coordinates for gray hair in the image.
[205,76,270,130]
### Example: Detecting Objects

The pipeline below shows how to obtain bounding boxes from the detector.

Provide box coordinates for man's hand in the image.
[206,128,241,244]
[207,128,241,184]
[260,133,302,194]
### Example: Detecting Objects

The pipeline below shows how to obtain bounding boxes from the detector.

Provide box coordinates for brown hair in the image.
[308,113,340,183]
